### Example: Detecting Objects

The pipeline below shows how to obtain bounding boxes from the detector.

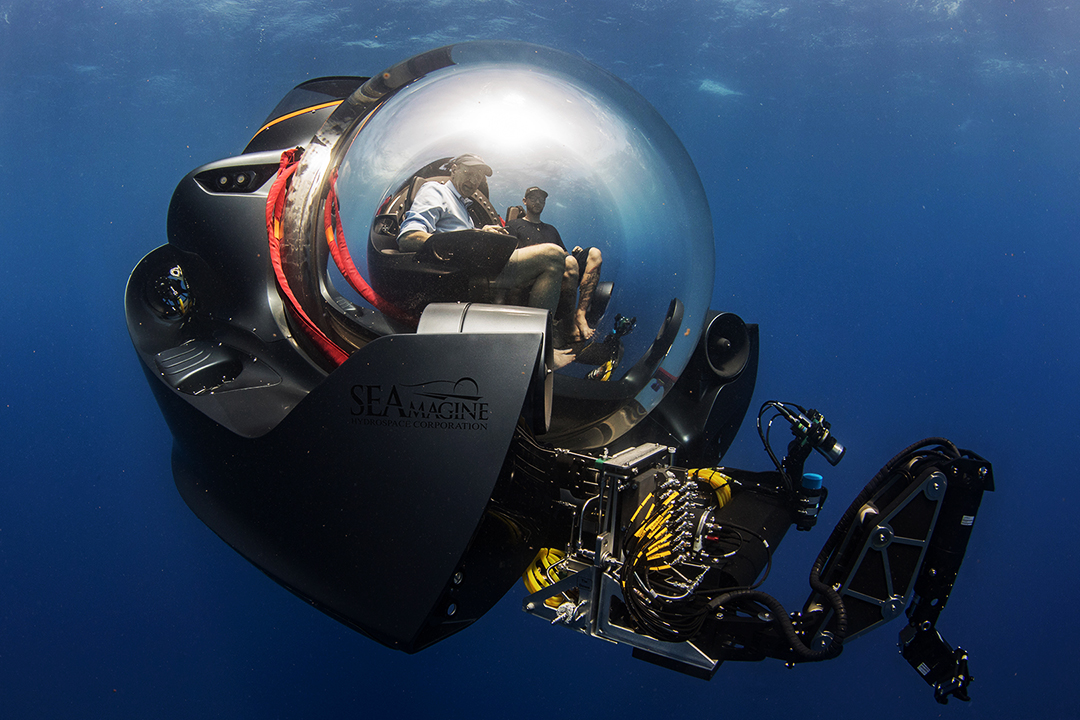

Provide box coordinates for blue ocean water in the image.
[1,1,1077,717]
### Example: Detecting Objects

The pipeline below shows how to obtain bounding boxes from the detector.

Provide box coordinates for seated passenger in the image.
[397,154,565,317]
[506,186,603,342]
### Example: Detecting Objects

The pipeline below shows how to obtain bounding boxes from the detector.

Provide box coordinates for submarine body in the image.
[127,43,991,703]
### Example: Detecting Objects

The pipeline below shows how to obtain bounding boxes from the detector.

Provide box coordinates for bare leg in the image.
[573,247,602,341]
[499,243,566,315]
[556,255,580,323]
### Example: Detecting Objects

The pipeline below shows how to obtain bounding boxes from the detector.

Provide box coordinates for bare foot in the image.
[571,311,595,342]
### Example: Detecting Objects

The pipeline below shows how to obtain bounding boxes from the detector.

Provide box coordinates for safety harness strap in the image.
[266,148,349,367]
[324,170,412,321]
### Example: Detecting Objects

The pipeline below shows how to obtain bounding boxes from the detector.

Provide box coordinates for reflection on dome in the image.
[329,42,715,446]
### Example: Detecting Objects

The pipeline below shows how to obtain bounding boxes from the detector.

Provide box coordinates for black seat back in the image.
[366,162,511,314]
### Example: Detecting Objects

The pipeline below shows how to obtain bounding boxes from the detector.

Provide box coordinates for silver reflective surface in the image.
[332,42,714,434]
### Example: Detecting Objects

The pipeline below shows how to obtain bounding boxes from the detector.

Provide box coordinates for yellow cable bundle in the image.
[692,468,733,508]
[640,505,673,540]
[629,492,657,538]
[523,548,567,608]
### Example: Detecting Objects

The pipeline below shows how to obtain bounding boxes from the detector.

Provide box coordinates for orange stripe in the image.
[249,100,343,143]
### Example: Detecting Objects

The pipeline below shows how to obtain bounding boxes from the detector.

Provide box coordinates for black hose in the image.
[706,589,842,660]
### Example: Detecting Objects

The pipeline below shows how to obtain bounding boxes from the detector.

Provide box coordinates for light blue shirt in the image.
[397,180,476,239]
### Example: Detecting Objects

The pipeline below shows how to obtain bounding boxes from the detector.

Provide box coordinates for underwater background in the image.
[1,1,1076,717]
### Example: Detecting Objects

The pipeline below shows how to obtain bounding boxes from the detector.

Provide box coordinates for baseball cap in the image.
[450,153,493,176]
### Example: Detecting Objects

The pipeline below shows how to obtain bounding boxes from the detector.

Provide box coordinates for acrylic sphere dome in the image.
[329,42,715,447]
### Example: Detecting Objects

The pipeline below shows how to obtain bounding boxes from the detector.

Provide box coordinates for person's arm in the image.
[397,183,443,251]
[398,229,431,252]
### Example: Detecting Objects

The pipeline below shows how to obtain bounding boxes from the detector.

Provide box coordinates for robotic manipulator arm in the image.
[520,402,993,705]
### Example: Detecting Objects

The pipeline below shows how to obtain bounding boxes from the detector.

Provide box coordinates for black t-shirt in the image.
[506,218,565,251]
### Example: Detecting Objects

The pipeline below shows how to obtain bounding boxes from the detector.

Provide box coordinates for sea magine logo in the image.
[349,377,490,430]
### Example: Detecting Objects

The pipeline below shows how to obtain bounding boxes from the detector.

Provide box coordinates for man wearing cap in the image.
[507,186,603,342]
[398,155,565,317]
[398,154,506,247]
